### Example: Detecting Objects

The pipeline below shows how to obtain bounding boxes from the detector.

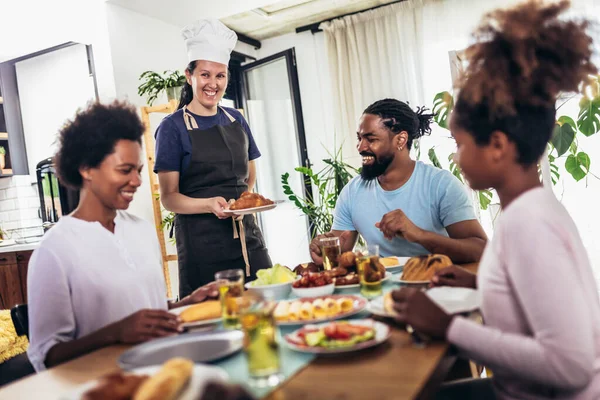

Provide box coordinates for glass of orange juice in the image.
[215,269,245,329]
[239,292,281,387]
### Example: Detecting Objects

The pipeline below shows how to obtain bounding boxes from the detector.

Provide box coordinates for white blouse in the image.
[27,211,168,371]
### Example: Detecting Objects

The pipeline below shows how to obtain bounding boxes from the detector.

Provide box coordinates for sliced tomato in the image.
[324,324,351,340]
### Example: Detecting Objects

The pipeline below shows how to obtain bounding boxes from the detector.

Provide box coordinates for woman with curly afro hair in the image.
[391,1,600,399]
[26,101,214,371]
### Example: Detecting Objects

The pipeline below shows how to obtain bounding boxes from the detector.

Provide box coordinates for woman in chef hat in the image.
[154,19,272,299]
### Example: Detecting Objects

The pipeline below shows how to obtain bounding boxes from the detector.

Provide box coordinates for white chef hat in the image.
[182,19,237,65]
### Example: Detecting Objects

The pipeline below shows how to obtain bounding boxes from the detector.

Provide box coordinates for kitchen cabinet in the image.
[0,250,32,309]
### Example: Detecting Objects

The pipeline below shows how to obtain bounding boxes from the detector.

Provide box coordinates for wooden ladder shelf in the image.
[140,99,178,298]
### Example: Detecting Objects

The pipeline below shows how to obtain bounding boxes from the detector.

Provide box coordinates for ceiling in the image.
[222,0,401,40]
[107,0,402,41]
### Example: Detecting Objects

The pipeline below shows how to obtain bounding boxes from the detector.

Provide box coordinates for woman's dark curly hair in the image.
[363,99,434,150]
[454,0,597,165]
[54,100,144,189]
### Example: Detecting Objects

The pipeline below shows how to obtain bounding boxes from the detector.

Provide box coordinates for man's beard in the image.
[360,152,394,181]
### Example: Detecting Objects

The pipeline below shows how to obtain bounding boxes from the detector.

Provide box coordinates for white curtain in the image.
[320,0,428,165]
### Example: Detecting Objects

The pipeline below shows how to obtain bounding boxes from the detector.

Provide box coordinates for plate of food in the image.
[367,294,396,318]
[379,256,411,273]
[329,251,388,287]
[334,272,393,290]
[170,301,222,329]
[223,192,278,215]
[397,254,452,286]
[62,358,228,400]
[284,319,390,354]
[274,295,367,326]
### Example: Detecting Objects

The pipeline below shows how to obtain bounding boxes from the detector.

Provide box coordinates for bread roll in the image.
[179,301,221,323]
[133,358,193,400]
[401,254,452,281]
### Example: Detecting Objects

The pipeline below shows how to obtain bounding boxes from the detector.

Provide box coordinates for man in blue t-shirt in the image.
[310,99,487,264]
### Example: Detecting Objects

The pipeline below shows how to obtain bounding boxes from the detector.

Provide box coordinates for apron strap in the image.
[232,217,251,276]
[219,106,237,123]
[182,106,199,131]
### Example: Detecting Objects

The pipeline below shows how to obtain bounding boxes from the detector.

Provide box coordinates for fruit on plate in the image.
[295,322,375,348]
[292,271,333,288]
[251,264,296,286]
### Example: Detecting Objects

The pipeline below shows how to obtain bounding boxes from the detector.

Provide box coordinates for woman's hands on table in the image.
[114,309,181,344]
[430,265,477,289]
[391,288,452,339]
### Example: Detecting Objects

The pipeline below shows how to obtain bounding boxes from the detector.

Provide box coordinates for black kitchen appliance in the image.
[36,158,79,223]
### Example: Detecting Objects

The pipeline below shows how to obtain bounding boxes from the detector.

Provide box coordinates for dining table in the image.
[0,263,478,400]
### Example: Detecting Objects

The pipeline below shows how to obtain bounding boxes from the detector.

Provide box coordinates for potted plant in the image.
[281,147,360,238]
[0,146,5,170]
[138,70,186,106]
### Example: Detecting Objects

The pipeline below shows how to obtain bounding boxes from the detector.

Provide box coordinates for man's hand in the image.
[309,231,353,265]
[391,288,452,339]
[376,209,424,242]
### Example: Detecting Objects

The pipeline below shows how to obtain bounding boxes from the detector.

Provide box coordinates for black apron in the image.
[175,106,272,298]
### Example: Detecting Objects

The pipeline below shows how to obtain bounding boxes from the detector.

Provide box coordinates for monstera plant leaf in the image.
[428,148,443,169]
[448,153,464,183]
[565,152,591,182]
[578,96,600,137]
[478,189,493,211]
[432,91,454,130]
[551,116,576,157]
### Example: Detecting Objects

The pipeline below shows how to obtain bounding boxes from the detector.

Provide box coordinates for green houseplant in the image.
[427,74,600,210]
[138,70,186,106]
[281,147,359,238]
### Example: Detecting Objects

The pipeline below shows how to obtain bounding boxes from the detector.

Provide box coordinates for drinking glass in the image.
[356,244,382,298]
[239,292,282,388]
[215,269,245,329]
[319,236,341,270]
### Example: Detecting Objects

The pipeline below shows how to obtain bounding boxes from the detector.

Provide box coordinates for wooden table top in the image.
[0,329,453,400]
[0,263,478,400]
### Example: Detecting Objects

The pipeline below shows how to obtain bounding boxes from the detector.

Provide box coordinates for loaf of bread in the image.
[133,358,193,400]
[179,301,221,323]
[401,254,452,281]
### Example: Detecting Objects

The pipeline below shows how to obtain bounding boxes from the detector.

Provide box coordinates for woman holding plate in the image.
[155,19,272,298]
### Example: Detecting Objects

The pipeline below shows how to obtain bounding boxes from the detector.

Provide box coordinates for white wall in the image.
[16,44,97,180]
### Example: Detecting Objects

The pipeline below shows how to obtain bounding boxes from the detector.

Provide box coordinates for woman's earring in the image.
[398,146,403,151]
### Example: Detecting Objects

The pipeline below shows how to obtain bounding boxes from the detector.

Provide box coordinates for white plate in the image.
[380,256,411,273]
[284,319,390,354]
[170,304,222,329]
[222,202,279,215]
[61,364,228,400]
[366,296,395,318]
[426,287,480,314]
[334,272,393,290]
